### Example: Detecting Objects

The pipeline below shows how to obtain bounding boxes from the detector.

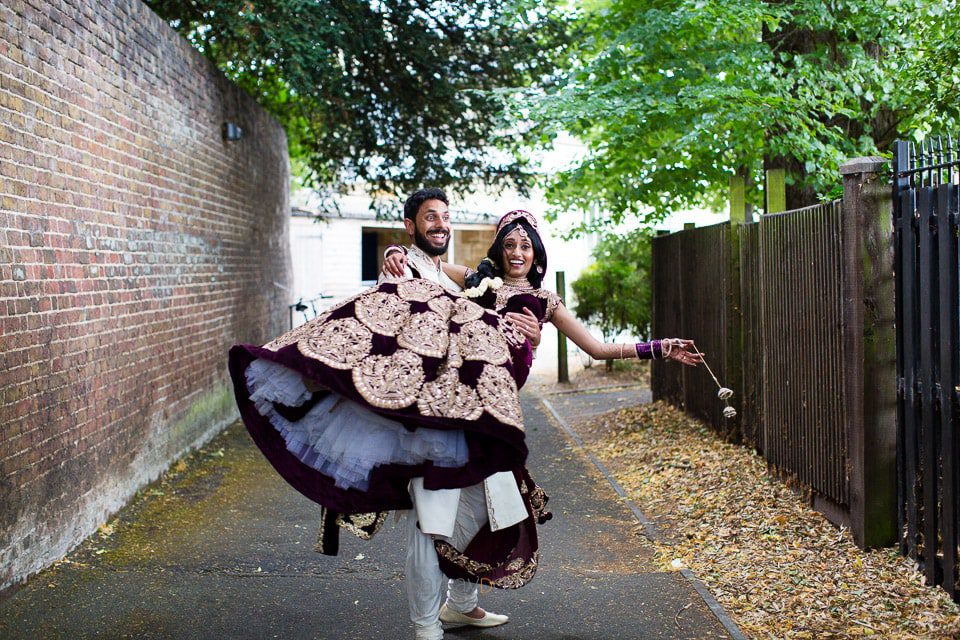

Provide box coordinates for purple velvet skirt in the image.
[229,280,533,515]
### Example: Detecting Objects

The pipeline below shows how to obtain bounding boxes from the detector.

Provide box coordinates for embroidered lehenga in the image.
[228,276,560,588]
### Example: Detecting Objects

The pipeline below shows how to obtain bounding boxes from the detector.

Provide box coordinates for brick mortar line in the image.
[0,99,244,194]
[0,100,238,184]
[0,198,255,228]
[539,396,748,640]
[0,62,241,174]
[0,142,247,211]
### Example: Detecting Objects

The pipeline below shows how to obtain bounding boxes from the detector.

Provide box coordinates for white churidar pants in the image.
[406,482,488,639]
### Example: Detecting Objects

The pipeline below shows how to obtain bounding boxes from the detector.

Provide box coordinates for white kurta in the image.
[380,245,527,535]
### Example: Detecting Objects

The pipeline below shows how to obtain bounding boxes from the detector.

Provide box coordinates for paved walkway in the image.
[0,389,740,639]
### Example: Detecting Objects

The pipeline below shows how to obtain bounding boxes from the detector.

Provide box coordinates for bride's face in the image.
[501,228,534,279]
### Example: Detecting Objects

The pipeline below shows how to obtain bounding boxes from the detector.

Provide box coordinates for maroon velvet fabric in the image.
[434,467,550,589]
[228,281,534,514]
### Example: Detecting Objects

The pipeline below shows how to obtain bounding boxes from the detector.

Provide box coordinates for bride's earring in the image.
[535,264,544,275]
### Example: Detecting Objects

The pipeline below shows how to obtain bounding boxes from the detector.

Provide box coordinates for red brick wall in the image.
[0,0,291,589]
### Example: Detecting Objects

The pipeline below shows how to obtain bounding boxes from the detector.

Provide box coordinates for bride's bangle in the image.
[384,244,407,259]
[633,342,656,360]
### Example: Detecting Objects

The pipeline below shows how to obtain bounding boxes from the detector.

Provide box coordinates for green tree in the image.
[146,0,574,207]
[520,0,960,231]
[571,229,651,369]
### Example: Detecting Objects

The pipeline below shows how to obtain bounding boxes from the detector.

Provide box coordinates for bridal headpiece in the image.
[496,210,539,234]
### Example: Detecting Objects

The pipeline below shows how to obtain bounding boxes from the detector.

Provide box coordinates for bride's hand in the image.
[382,251,408,278]
[664,338,701,367]
[505,307,541,348]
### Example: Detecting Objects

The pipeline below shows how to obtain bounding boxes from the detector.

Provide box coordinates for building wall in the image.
[0,0,291,590]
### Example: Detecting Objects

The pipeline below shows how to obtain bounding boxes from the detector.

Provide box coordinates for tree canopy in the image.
[522,0,960,230]
[570,229,651,348]
[146,0,573,208]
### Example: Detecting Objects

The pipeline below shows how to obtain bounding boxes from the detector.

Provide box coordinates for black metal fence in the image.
[893,138,960,599]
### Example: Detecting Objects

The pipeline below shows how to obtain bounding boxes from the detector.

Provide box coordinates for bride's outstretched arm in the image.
[549,302,701,366]
[440,263,468,287]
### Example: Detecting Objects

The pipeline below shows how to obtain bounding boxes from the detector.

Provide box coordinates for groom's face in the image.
[405,198,451,256]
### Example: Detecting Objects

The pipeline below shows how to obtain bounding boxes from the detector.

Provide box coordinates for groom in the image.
[380,188,540,640]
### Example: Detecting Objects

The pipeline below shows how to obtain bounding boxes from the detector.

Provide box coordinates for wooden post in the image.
[765,168,786,214]
[730,173,746,223]
[730,167,754,224]
[840,156,897,548]
[556,271,569,383]
[725,174,747,443]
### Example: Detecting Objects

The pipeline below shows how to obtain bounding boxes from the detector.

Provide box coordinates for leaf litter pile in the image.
[581,401,960,639]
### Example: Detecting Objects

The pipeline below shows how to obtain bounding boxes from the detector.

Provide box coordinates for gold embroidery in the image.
[434,542,539,590]
[490,551,539,589]
[477,365,523,429]
[494,287,561,324]
[314,508,329,553]
[298,318,372,369]
[397,311,449,358]
[434,540,494,574]
[447,332,463,369]
[417,367,483,420]
[451,297,485,324]
[529,483,550,522]
[500,320,527,349]
[427,296,455,319]
[543,291,562,323]
[353,349,425,409]
[263,315,328,351]
[398,279,445,302]
[355,291,411,336]
[494,287,520,312]
[336,511,388,540]
[459,320,509,365]
[484,479,498,531]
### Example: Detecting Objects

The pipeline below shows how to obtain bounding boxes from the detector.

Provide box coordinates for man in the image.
[380,188,540,640]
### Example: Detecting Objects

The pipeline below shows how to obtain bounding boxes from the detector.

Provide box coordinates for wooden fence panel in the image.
[652,224,741,439]
[678,223,735,432]
[738,223,763,451]
[758,202,848,507]
[651,232,684,405]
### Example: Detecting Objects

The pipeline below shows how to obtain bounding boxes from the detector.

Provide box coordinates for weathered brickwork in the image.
[0,0,291,590]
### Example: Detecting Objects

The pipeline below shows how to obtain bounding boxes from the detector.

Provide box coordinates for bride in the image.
[228,208,699,598]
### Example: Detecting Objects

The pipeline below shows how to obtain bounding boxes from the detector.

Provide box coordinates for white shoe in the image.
[439,604,509,628]
[414,621,444,640]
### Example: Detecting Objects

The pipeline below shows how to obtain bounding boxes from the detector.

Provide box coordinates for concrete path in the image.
[0,390,738,639]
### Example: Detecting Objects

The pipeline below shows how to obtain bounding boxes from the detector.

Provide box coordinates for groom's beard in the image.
[414,228,450,256]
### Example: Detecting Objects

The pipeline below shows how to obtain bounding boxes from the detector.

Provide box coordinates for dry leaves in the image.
[582,401,960,639]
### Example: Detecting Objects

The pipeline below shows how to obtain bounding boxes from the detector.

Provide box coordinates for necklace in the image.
[503,276,533,290]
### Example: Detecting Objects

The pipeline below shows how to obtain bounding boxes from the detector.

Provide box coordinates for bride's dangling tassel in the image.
[687,342,737,419]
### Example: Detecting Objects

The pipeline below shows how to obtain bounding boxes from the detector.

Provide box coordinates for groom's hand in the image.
[382,251,408,278]
[505,307,540,348]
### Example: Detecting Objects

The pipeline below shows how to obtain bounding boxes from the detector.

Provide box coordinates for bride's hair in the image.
[464,218,547,289]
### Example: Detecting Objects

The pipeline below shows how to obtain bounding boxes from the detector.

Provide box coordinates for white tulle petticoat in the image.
[244,359,468,491]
